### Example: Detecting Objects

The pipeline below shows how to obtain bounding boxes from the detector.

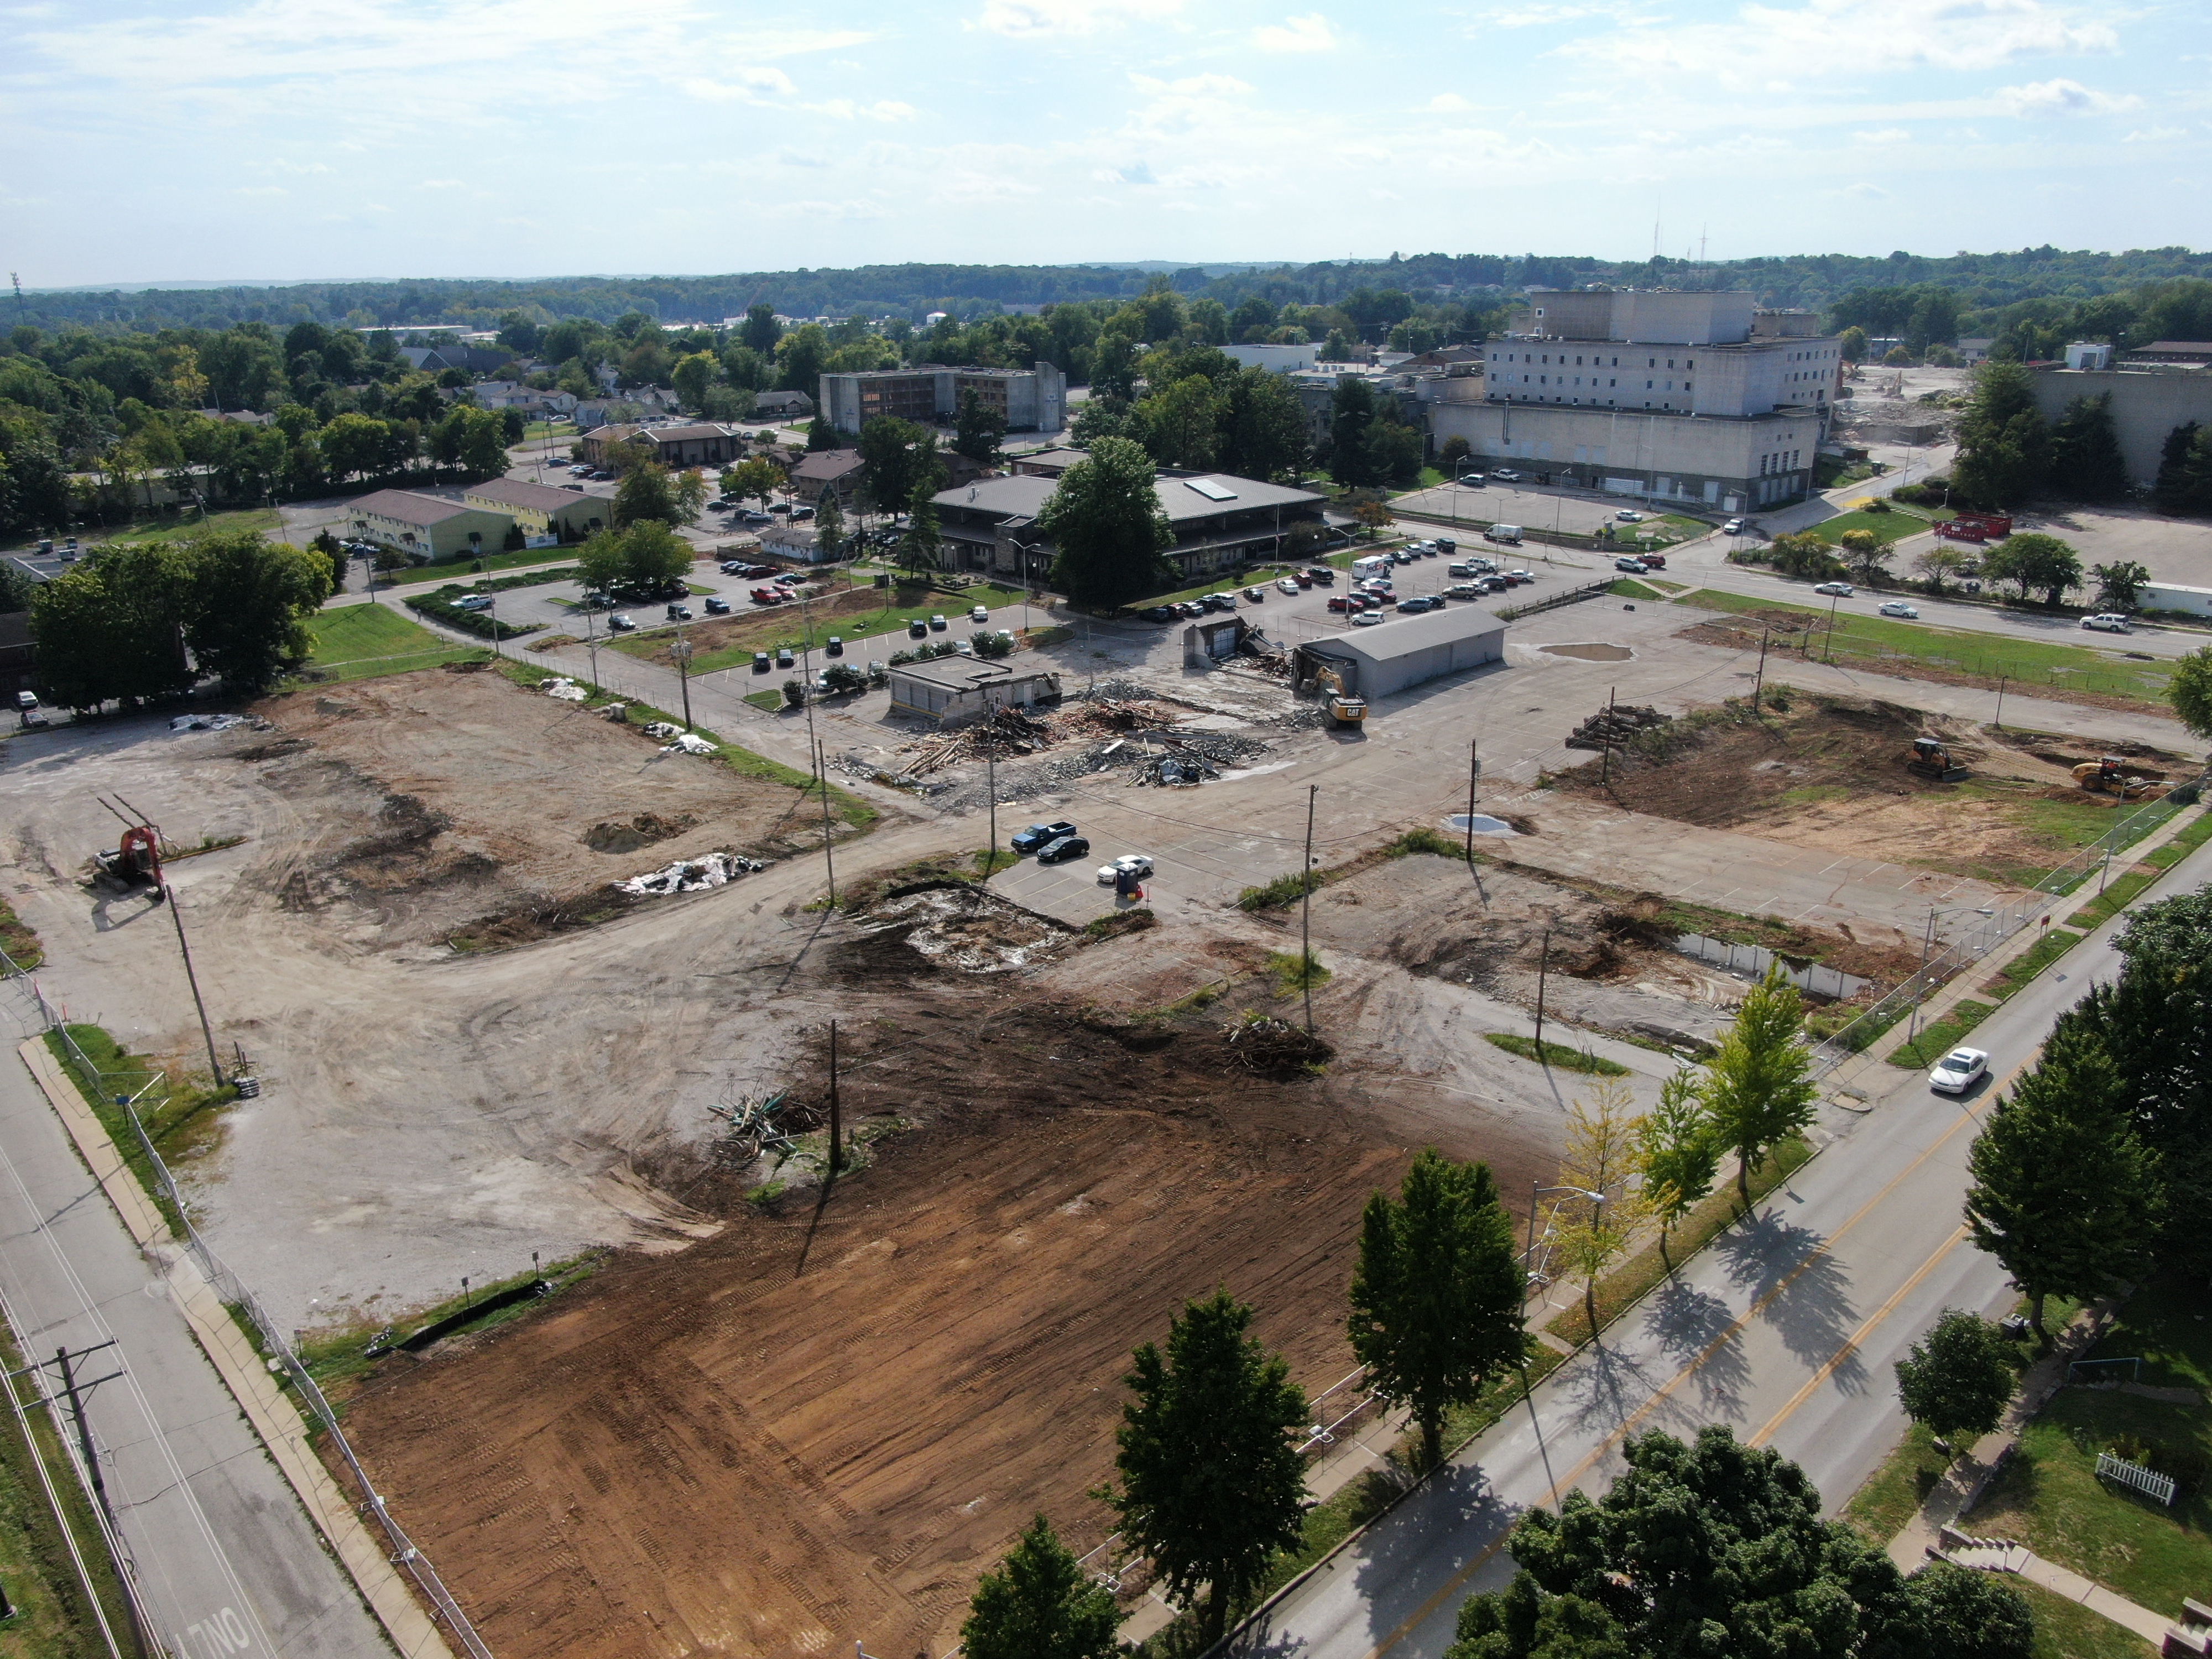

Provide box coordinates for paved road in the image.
[1231,828,2212,1659]
[0,987,390,1659]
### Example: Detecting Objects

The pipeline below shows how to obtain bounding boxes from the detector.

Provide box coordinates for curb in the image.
[16,1038,457,1659]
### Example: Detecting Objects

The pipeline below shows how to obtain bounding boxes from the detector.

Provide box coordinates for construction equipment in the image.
[1314,666,1366,729]
[2073,756,2173,799]
[92,797,167,900]
[1906,736,1970,782]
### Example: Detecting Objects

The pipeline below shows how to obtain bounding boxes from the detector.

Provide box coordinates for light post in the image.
[1526,1183,1606,1262]
[1906,901,1997,1047]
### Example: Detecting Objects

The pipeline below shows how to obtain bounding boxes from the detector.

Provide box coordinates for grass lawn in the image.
[79,505,284,544]
[1887,999,1997,1068]
[2016,1579,2155,1659]
[1802,505,1952,547]
[1844,1420,1955,1541]
[1610,577,1663,601]
[1677,589,2177,706]
[1965,1272,2212,1620]
[301,603,486,683]
[390,544,589,583]
[1481,1032,1629,1075]
[2144,809,2212,870]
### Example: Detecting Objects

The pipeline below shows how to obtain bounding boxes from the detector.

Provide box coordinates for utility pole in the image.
[1824,589,1841,662]
[1751,624,1771,711]
[1533,929,1551,1056]
[1464,738,1480,865]
[1300,785,1318,1034]
[1601,684,1615,787]
[165,885,226,1086]
[584,600,601,693]
[1994,676,2006,730]
[816,739,837,907]
[987,745,998,875]
[827,1018,843,1175]
[671,635,694,732]
[54,1348,112,1522]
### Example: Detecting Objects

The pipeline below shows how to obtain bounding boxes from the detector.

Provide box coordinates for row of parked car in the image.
[1135,567,1337,623]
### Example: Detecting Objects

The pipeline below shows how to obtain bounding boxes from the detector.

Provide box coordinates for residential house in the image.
[578,421,747,469]
[789,448,866,504]
[347,489,514,562]
[752,389,815,420]
[460,478,610,544]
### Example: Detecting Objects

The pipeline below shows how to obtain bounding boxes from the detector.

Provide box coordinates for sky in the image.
[5,0,2207,289]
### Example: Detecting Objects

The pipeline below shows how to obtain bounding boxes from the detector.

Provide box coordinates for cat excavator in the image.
[2073,755,2173,800]
[1313,665,1366,730]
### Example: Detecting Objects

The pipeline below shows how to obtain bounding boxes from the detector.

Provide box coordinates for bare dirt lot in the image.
[330,974,1541,1659]
[1546,688,2185,886]
[251,665,819,946]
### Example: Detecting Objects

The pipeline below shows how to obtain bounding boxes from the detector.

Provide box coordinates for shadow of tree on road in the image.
[1716,1208,1865,1390]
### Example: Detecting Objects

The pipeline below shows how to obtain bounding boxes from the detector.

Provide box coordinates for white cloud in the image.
[808,98,918,121]
[1834,180,1891,198]
[421,179,465,189]
[1996,77,2138,116]
[1427,92,1473,111]
[1852,127,1911,144]
[1255,13,1335,53]
[969,0,1179,38]
[2122,125,2185,142]
[684,67,798,101]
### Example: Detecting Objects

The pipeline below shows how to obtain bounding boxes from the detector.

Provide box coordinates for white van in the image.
[1483,524,1524,546]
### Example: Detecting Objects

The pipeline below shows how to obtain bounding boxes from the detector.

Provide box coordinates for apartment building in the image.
[819,362,1067,436]
[1428,290,1844,513]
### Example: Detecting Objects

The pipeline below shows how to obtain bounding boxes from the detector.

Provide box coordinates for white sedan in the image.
[1095,853,1156,885]
[1928,1047,1989,1094]
[1277,577,1301,595]
[1878,601,1920,619]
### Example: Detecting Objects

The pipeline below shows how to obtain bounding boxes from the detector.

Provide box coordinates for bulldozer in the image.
[2073,755,2173,800]
[1905,735,1969,782]
[1314,665,1366,730]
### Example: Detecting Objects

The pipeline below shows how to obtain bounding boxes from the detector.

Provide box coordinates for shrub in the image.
[781,678,804,707]
[1238,870,1322,911]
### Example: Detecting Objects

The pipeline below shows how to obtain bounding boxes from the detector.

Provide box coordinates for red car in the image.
[1327,595,1354,612]
[1292,571,1313,587]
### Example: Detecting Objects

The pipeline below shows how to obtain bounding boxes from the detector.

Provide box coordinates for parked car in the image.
[1277,577,1300,594]
[454,593,494,612]
[721,560,750,575]
[1095,853,1156,885]
[561,482,587,492]
[1483,525,1523,545]
[1928,1047,1989,1094]
[1480,574,1510,592]
[926,613,945,631]
[1138,607,1177,622]
[2081,613,2135,633]
[752,651,771,673]
[1615,556,1649,573]
[1722,518,1746,535]
[1396,595,1439,613]
[1877,601,1920,619]
[1036,834,1092,866]
[1636,551,1666,568]
[608,613,637,632]
[1445,583,1485,601]
[1615,509,1645,523]
[1504,570,1534,585]
[1243,585,1268,602]
[970,604,990,623]
[708,498,736,512]
[1351,611,1384,626]
[1390,550,1415,566]
[1012,820,1078,855]
[703,596,731,615]
[665,603,692,620]
[826,635,843,655]
[909,619,928,638]
[740,510,773,525]
[776,646,795,668]
[1492,467,1523,482]
[1813,581,1855,597]
[1305,566,1334,585]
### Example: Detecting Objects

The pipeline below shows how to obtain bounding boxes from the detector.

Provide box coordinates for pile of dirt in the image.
[582,812,700,854]
[328,994,1521,1659]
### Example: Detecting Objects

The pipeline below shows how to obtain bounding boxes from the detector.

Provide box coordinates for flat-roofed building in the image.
[886,659,1063,727]
[1292,606,1507,700]
[820,363,1066,436]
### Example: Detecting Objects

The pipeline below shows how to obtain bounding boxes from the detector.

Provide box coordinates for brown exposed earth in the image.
[249,666,818,945]
[330,985,1528,1659]
[1545,689,2153,884]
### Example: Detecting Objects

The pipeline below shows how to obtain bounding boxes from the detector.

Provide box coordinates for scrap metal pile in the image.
[615,851,770,897]
[1566,704,1671,751]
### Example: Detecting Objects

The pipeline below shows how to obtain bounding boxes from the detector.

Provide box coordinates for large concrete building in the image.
[2026,359,2212,484]
[820,363,1067,437]
[1428,290,1844,514]
[930,468,1327,583]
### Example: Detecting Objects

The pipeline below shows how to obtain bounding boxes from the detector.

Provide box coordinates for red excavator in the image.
[93,799,168,902]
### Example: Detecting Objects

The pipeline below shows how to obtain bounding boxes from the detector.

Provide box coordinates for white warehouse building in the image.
[1430,290,1844,515]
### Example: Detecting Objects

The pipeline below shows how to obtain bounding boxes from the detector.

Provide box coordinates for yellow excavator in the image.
[1315,666,1366,729]
[2074,755,2172,799]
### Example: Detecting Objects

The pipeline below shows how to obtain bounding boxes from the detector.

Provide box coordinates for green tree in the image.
[320,411,392,483]
[804,415,839,452]
[185,530,332,692]
[1895,1309,2016,1453]
[1912,544,1968,592]
[901,477,943,572]
[1446,1426,2033,1659]
[2091,559,2151,612]
[1351,497,1394,540]
[613,462,681,529]
[2171,646,2212,740]
[813,488,844,560]
[1635,1070,1720,1270]
[458,407,510,479]
[1039,437,1172,610]
[953,387,1008,466]
[671,351,719,411]
[1348,1149,1525,1469]
[1099,1289,1308,1647]
[959,1515,1118,1659]
[858,415,940,511]
[1556,1079,1644,1335]
[1221,368,1310,481]
[672,468,708,521]
[1964,1030,2161,1341]
[1837,527,1891,585]
[1838,325,1869,363]
[1981,532,2081,607]
[1704,962,1818,1206]
[30,541,195,708]
[2152,420,2212,516]
[578,521,692,597]
[775,323,831,394]
[724,456,785,510]
[1136,374,1222,471]
[2047,392,2130,501]
[1438,434,1472,468]
[1952,362,2050,509]
[1329,378,1384,488]
[740,302,782,357]
[309,528,346,591]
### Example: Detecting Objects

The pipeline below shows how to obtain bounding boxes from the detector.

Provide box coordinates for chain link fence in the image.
[16,978,495,1659]
[1813,784,2205,1097]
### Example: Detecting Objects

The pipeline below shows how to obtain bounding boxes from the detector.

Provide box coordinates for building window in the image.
[1645,380,1652,389]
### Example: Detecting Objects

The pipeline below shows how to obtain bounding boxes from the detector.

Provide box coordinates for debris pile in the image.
[170,712,264,733]
[899,697,1175,776]
[643,721,684,739]
[1133,747,1220,787]
[1566,704,1671,751]
[1227,1017,1334,1077]
[614,851,769,896]
[540,676,589,702]
[708,1089,822,1164]
[660,733,718,755]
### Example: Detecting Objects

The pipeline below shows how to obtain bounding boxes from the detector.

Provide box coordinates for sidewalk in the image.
[18,1037,457,1659]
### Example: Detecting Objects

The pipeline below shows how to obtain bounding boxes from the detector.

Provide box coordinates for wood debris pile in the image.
[1566,705,1670,751]
[899,698,1175,776]
[1226,1018,1333,1077]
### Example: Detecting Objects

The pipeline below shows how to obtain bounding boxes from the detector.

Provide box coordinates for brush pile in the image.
[899,697,1176,776]
[1566,704,1670,751]
[1226,1017,1333,1077]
